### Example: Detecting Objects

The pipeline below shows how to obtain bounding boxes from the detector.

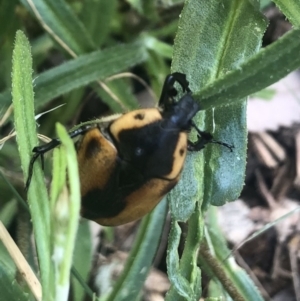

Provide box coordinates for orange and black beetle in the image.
[26,73,232,226]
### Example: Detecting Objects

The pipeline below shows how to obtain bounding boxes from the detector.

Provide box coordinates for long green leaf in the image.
[25,0,95,55]
[80,0,118,46]
[72,221,92,301]
[166,212,202,301]
[12,30,52,299]
[273,0,300,27]
[51,123,81,301]
[198,29,300,110]
[167,0,267,299]
[172,0,267,209]
[2,40,147,113]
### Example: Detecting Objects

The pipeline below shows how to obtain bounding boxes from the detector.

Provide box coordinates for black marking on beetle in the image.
[85,137,101,159]
[81,158,148,219]
[179,148,185,156]
[81,187,126,219]
[134,113,145,120]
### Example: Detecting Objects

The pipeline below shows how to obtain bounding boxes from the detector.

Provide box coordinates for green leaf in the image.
[144,36,173,59]
[198,29,300,110]
[33,41,146,110]
[0,199,17,228]
[260,0,272,9]
[80,0,117,46]
[167,0,267,299]
[168,155,199,221]
[126,0,143,14]
[72,221,92,301]
[172,0,267,209]
[2,40,148,113]
[51,123,81,300]
[273,0,300,27]
[12,30,52,297]
[25,0,96,55]
[166,219,199,300]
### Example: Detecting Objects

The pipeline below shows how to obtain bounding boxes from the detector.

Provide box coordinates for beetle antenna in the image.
[26,124,94,191]
[26,152,43,191]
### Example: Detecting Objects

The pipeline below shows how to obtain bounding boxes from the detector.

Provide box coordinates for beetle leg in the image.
[188,133,212,151]
[26,124,93,191]
[159,72,191,108]
[188,121,234,152]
